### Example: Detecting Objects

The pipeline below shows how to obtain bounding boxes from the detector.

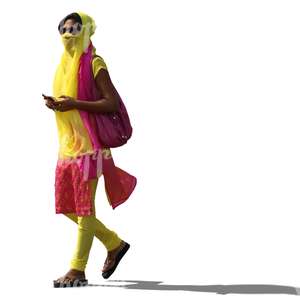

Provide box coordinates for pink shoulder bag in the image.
[78,43,133,148]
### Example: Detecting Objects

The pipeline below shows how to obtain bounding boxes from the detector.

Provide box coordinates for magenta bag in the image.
[94,96,133,148]
[78,43,133,148]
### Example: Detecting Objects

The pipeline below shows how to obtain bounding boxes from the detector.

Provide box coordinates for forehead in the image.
[64,18,76,26]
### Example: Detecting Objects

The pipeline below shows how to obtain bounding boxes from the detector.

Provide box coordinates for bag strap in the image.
[92,54,103,61]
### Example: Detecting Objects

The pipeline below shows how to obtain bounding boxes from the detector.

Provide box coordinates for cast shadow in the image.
[87,280,300,295]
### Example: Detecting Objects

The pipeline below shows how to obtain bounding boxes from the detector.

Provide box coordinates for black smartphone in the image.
[42,93,56,101]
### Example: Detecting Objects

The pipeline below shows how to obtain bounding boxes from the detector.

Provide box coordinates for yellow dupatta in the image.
[52,11,96,159]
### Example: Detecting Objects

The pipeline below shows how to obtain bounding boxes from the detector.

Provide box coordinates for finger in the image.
[43,94,54,100]
[46,100,55,107]
[54,103,63,110]
[59,97,70,102]
[52,101,61,107]
[46,101,55,107]
[44,98,55,103]
[45,104,54,110]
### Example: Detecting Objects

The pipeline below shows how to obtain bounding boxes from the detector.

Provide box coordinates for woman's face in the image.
[62,19,75,33]
[61,19,78,53]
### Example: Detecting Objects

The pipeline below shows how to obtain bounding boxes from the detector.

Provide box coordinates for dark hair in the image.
[63,12,82,24]
[58,12,82,31]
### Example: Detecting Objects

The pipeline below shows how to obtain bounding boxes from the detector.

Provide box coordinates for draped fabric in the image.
[53,11,96,158]
[52,11,137,215]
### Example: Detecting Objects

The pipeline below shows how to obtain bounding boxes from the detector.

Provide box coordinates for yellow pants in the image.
[64,178,122,271]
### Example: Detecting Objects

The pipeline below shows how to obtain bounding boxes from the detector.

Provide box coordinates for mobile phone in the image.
[42,93,55,101]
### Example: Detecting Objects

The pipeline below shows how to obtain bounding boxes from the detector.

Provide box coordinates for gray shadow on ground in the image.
[87,280,300,295]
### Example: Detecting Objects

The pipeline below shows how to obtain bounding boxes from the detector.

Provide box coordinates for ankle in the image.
[108,240,124,253]
[69,268,85,275]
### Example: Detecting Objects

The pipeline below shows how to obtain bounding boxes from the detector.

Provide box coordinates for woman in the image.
[43,11,137,288]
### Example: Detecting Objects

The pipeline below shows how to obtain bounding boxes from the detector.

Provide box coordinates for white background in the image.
[0,0,300,298]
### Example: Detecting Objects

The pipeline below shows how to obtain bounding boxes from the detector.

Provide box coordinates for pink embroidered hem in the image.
[54,157,95,216]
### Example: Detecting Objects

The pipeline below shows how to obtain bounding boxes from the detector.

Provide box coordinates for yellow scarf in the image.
[52,11,97,159]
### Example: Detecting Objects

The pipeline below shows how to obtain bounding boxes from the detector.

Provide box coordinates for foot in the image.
[102,240,127,273]
[54,268,86,286]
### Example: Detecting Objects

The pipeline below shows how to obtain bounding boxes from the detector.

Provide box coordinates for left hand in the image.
[53,95,77,112]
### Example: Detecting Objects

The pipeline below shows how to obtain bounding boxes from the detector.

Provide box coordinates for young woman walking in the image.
[43,11,137,288]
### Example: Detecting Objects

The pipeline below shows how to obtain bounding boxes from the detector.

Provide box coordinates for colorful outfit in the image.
[52,11,136,271]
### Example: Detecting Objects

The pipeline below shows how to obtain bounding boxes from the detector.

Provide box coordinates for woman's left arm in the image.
[75,68,120,113]
[54,68,121,113]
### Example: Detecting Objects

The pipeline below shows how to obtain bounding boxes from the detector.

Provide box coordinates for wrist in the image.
[73,99,80,109]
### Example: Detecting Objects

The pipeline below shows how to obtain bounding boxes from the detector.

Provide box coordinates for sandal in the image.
[53,276,88,288]
[102,241,130,279]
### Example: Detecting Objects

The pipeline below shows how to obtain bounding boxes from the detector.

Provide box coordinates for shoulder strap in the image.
[92,54,103,61]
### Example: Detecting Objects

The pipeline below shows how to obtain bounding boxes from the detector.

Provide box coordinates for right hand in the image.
[42,94,56,110]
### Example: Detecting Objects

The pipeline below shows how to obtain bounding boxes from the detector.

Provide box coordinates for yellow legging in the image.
[64,178,122,271]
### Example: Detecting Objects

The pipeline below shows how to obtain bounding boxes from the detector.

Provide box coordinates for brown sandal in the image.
[102,241,130,279]
[53,276,88,288]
